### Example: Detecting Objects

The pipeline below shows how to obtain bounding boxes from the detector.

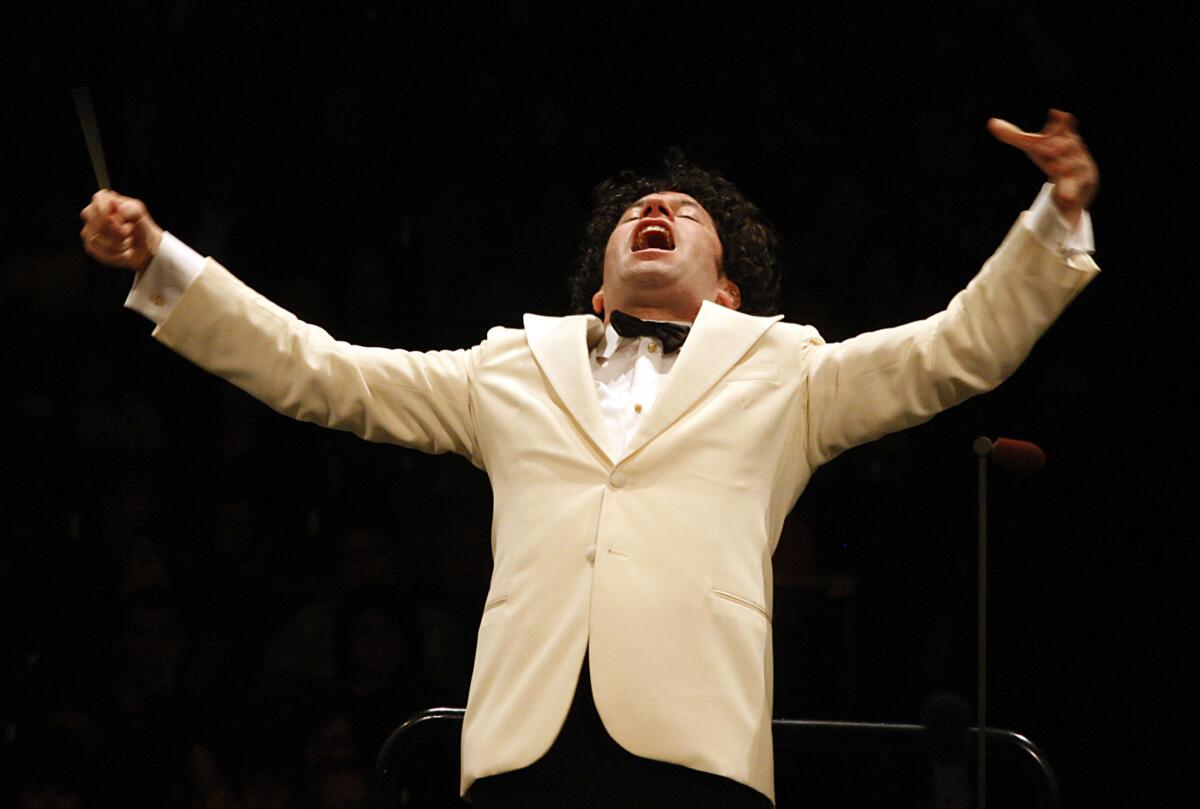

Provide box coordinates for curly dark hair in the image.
[569,148,781,317]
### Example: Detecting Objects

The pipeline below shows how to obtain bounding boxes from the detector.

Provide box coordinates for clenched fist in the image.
[80,190,163,272]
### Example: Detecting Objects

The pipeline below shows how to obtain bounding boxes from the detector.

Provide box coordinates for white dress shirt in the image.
[591,323,685,455]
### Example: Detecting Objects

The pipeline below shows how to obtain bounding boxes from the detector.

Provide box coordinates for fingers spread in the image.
[987,117,1044,148]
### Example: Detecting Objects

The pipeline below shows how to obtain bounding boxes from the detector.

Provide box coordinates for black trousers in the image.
[470,656,772,809]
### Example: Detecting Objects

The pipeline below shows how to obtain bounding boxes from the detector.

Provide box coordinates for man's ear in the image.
[715,278,741,310]
[591,290,605,316]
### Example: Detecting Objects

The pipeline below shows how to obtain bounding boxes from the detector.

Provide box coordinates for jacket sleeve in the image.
[803,213,1098,468]
[152,259,482,465]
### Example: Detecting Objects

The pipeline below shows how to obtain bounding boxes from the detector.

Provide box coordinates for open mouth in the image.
[632,222,675,252]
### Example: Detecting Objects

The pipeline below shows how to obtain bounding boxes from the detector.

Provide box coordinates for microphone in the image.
[972,437,1046,475]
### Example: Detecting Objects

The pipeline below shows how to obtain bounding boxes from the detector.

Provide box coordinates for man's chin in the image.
[616,264,680,288]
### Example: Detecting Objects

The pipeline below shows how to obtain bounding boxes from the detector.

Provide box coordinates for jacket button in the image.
[585,545,597,564]
[609,471,627,488]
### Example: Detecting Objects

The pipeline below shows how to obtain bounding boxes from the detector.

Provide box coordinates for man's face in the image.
[596,191,736,317]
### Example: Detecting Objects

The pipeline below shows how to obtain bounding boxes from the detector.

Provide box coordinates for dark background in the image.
[5,2,1192,807]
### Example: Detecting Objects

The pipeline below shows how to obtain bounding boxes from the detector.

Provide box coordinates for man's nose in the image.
[640,197,674,220]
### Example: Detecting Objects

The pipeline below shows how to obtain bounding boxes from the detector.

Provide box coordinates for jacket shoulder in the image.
[483,324,529,344]
[763,318,826,348]
[482,313,597,343]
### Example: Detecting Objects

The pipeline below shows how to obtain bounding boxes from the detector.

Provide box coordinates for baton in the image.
[73,86,111,189]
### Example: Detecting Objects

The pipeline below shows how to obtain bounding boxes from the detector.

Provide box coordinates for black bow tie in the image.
[609,310,691,355]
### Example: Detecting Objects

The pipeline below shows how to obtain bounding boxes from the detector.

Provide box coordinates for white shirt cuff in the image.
[124,232,206,324]
[1025,182,1095,256]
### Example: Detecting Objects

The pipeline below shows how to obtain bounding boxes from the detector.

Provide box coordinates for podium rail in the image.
[376,708,1059,808]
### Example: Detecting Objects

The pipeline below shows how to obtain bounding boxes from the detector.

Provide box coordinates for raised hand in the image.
[80,189,164,272]
[987,109,1098,226]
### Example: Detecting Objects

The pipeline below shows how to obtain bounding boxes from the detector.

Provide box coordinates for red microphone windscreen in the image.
[991,438,1046,475]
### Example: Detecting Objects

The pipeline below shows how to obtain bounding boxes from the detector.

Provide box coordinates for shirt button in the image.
[647,342,659,354]
[633,403,643,414]
[152,293,165,306]
[609,471,627,489]
[585,545,597,564]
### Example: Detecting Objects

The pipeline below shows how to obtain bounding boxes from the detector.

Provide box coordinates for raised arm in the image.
[80,191,483,465]
[803,111,1100,467]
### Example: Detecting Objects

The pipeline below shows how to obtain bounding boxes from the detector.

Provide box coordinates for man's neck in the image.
[603,303,701,326]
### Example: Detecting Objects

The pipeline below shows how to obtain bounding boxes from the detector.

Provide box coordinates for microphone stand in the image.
[971,436,1047,808]
[972,437,991,809]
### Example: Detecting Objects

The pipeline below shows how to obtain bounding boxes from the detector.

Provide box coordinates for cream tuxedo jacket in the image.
[150,215,1096,803]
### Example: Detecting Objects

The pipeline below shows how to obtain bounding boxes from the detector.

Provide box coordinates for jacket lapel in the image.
[620,300,783,461]
[523,312,614,464]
